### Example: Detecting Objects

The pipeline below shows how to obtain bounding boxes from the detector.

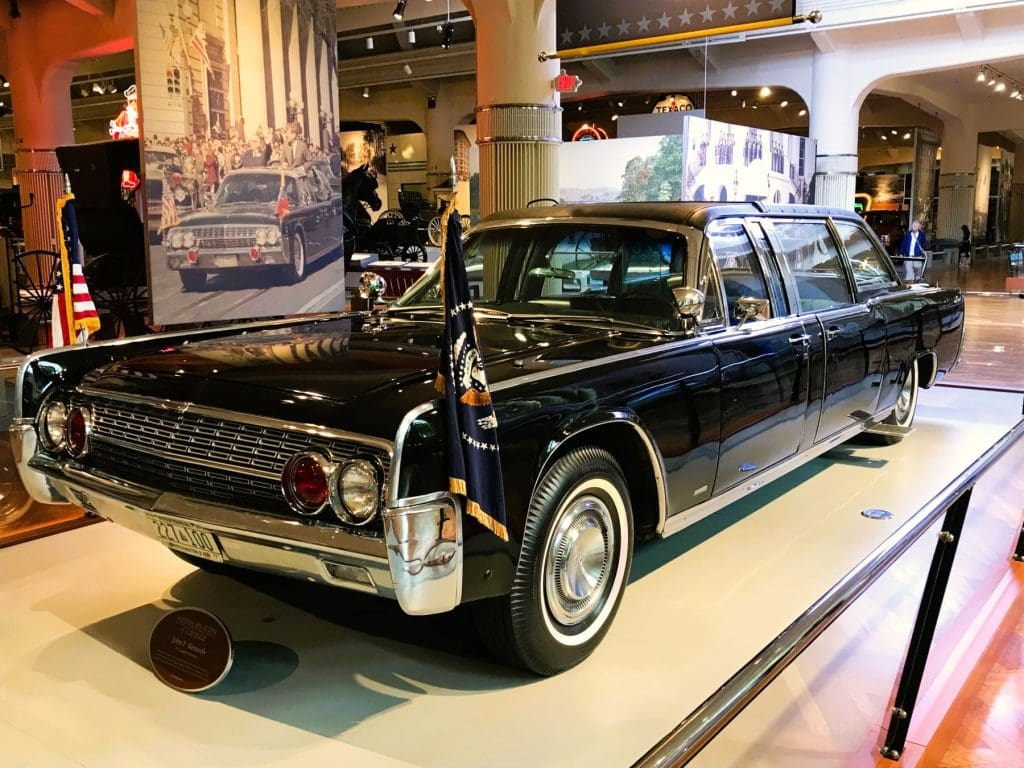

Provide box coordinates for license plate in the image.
[148,515,223,562]
[214,254,238,267]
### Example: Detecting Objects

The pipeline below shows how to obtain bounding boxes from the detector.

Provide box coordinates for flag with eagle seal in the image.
[435,205,508,542]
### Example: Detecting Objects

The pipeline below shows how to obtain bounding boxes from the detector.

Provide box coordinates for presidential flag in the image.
[436,203,508,541]
[50,194,100,347]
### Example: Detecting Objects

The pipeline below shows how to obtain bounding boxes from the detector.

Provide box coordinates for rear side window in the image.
[833,221,899,291]
[770,221,854,313]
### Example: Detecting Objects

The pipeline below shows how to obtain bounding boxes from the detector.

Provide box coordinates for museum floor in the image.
[0,271,1021,767]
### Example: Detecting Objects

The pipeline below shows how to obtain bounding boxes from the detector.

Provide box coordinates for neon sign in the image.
[109,85,139,140]
[572,124,608,141]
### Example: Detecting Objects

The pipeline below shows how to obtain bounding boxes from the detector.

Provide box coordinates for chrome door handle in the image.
[825,326,841,341]
[788,333,811,347]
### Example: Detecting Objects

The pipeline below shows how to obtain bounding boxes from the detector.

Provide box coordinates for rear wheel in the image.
[474,446,633,675]
[878,358,919,444]
[179,271,207,292]
[427,215,442,246]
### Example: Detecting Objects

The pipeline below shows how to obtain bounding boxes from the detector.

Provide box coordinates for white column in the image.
[470,0,561,217]
[974,144,994,240]
[235,0,268,133]
[809,51,860,210]
[936,116,978,243]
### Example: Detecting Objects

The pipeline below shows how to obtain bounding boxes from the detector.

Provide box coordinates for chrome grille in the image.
[73,393,390,521]
[193,225,259,250]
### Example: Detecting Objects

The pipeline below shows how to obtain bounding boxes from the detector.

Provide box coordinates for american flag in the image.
[160,21,182,66]
[159,183,180,233]
[50,195,100,348]
[189,21,211,70]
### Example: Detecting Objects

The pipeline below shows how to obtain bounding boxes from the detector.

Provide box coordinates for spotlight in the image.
[891,129,897,134]
[996,80,1006,92]
[988,76,996,86]
[780,100,789,107]
[408,29,416,44]
[362,86,370,98]
[403,63,413,76]
[440,21,454,48]
[577,104,582,111]
[881,134,888,141]
[616,100,623,107]
[730,89,737,96]
[92,82,104,94]
[798,108,807,116]
[78,86,89,98]
[393,0,406,20]
[977,69,987,82]
[366,36,374,51]
[902,132,911,140]
[759,86,771,98]
[611,114,619,121]
[0,74,7,88]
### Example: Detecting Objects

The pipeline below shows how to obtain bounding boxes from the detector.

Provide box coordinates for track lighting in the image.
[730,89,737,96]
[976,69,986,82]
[408,29,416,44]
[366,36,374,51]
[393,1,406,20]
[780,100,789,107]
[995,80,1006,93]
[362,86,370,98]
[440,21,454,48]
[0,74,8,88]
[403,63,413,76]
[759,86,771,98]
[798,108,807,116]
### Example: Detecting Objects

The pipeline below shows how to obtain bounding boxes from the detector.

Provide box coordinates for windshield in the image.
[396,222,702,330]
[215,174,299,206]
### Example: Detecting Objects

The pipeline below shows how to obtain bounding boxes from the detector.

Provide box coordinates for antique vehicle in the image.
[163,166,343,291]
[12,202,964,675]
[144,149,200,242]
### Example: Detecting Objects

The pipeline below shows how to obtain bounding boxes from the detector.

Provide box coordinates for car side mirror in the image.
[735,297,770,327]
[672,287,705,326]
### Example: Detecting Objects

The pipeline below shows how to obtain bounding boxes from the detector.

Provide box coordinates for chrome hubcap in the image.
[545,495,614,627]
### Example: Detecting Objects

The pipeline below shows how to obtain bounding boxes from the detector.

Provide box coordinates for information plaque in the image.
[149,607,233,692]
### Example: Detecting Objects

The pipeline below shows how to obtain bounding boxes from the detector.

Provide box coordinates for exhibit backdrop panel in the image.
[559,118,815,204]
[136,0,341,325]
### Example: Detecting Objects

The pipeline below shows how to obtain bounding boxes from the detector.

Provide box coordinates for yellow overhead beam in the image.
[539,11,823,62]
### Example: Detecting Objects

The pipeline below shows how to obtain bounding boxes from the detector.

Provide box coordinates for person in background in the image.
[959,224,973,265]
[899,220,927,280]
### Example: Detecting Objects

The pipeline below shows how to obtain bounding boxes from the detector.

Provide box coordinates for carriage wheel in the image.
[11,250,59,350]
[403,244,428,263]
[378,209,406,224]
[427,216,443,247]
[376,243,394,261]
[85,254,151,339]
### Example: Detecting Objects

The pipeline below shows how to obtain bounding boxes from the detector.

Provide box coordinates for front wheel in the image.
[284,232,306,284]
[879,358,919,443]
[473,446,633,675]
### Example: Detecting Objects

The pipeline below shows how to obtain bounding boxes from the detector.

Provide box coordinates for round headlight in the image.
[37,400,67,452]
[255,228,268,246]
[282,452,332,515]
[65,406,92,458]
[265,228,281,246]
[168,229,184,249]
[330,459,380,525]
[182,230,196,248]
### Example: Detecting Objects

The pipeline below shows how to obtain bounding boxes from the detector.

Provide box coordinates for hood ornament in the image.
[358,272,389,333]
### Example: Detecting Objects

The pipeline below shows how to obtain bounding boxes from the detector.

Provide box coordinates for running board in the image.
[863,423,915,438]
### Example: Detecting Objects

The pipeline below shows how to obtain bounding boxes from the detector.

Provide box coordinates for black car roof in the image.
[479,201,863,230]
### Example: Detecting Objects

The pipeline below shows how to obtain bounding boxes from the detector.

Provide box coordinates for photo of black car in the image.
[163,166,344,292]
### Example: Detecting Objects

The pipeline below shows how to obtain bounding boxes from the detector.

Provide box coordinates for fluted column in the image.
[468,0,561,217]
[809,51,860,210]
[936,116,978,242]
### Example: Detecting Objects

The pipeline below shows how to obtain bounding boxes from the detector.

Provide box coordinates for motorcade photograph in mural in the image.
[135,0,341,325]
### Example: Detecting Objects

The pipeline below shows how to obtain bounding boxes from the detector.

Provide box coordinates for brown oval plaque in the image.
[149,607,233,693]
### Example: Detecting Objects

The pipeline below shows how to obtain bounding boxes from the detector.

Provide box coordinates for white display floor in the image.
[1,387,1021,768]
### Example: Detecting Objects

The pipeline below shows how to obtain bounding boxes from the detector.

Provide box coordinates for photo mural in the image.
[136,0,341,325]
[559,117,814,205]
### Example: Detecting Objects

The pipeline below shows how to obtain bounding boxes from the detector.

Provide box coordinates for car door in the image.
[704,219,814,495]
[766,219,887,443]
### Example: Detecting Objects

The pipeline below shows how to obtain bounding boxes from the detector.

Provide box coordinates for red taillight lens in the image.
[187,250,199,264]
[283,453,330,514]
[66,407,90,457]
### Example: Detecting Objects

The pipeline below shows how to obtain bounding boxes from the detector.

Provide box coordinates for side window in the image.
[747,222,789,316]
[696,255,724,326]
[707,221,772,323]
[833,221,899,291]
[770,221,854,313]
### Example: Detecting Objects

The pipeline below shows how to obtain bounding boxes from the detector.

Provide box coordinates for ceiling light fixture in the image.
[780,100,789,107]
[393,0,406,20]
[977,69,986,82]
[611,114,619,121]
[408,29,416,44]
[403,62,413,76]
[730,89,737,97]
[881,134,888,140]
[902,132,911,140]
[440,21,454,48]
[366,36,374,51]
[759,86,771,98]
[0,74,8,88]
[798,108,807,116]
[362,86,370,98]
[996,80,1007,92]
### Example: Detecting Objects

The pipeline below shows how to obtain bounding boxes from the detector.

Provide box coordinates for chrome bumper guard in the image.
[11,421,466,614]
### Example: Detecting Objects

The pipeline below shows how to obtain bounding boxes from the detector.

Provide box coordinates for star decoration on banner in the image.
[598,21,611,38]
[389,143,397,155]
[561,27,573,45]
[679,9,694,26]
[723,1,738,19]
[579,24,592,41]
[701,5,715,23]
[637,15,651,32]
[617,18,632,35]
[657,12,671,29]
[745,0,763,15]
[770,0,786,10]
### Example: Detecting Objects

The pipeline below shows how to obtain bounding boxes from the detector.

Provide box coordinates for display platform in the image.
[1,387,1021,768]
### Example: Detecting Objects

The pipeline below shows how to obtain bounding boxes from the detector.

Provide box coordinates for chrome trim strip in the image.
[91,434,282,481]
[662,419,869,537]
[77,386,395,454]
[634,416,1024,768]
[388,401,437,503]
[531,415,670,536]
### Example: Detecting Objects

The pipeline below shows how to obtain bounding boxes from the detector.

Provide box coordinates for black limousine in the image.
[13,202,963,674]
[164,166,343,291]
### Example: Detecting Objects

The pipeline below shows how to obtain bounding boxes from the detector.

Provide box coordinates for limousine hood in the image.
[80,314,634,440]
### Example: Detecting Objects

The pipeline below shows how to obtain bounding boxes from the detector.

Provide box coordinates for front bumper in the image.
[10,421,463,615]
[166,246,286,271]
